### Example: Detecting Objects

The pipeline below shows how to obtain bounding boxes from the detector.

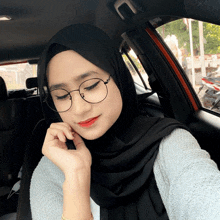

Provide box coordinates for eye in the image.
[84,80,100,91]
[51,89,70,101]
[55,94,69,100]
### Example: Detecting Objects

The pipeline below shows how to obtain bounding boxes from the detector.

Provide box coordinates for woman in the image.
[30,24,220,220]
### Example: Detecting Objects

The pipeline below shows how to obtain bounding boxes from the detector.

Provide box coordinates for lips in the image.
[78,116,100,127]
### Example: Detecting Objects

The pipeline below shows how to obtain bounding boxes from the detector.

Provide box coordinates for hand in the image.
[42,123,92,218]
[42,122,92,177]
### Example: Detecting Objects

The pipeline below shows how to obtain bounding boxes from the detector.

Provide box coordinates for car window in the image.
[0,62,37,90]
[157,19,220,114]
[122,48,151,94]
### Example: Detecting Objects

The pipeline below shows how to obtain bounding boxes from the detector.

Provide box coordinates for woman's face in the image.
[47,50,123,140]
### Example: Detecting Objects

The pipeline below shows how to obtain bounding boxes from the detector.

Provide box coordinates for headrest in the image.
[0,76,8,101]
[26,77,38,89]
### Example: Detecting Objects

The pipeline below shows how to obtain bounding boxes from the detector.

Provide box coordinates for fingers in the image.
[42,122,74,156]
[47,123,74,142]
[42,122,92,173]
[45,122,88,153]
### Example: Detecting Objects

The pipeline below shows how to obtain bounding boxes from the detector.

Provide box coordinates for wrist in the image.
[62,167,91,219]
[62,213,93,220]
[63,168,91,190]
[64,165,91,180]
[62,178,91,220]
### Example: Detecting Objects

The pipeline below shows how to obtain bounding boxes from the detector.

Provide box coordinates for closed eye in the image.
[55,94,69,100]
[84,81,100,91]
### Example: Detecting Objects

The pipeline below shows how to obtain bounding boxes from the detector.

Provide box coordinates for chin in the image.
[78,128,108,140]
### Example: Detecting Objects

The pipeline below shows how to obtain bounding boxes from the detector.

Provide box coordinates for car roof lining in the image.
[1,0,220,62]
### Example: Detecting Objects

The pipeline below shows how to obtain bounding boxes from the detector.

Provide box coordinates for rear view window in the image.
[122,49,151,94]
[0,63,37,90]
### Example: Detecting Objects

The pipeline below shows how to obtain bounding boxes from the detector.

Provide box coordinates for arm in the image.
[62,178,91,220]
[62,159,91,220]
[32,122,92,220]
[154,128,220,220]
[30,156,97,220]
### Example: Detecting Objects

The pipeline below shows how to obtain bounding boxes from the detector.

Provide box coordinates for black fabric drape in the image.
[37,23,188,219]
[87,116,186,219]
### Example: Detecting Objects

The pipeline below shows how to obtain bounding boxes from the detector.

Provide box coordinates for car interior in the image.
[1,0,220,219]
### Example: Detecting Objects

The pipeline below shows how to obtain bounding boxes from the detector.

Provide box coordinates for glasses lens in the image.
[79,78,108,103]
[46,77,109,112]
[49,89,71,112]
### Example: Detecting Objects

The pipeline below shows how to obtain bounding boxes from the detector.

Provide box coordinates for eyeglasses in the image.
[45,75,111,113]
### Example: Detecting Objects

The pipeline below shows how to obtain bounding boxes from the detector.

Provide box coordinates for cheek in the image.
[59,114,70,124]
[104,84,123,122]
[57,83,123,139]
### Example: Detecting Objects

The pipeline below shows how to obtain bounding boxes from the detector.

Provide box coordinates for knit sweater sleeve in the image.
[153,128,220,220]
[30,156,65,220]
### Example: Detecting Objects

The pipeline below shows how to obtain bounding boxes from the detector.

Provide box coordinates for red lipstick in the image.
[78,116,100,127]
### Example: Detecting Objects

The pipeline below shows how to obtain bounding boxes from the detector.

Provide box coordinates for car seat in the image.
[0,77,26,187]
[0,77,8,101]
[15,77,45,220]
[0,77,26,218]
[0,76,44,219]
[16,119,47,220]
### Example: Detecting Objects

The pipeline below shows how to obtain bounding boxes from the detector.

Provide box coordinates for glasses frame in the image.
[45,75,111,113]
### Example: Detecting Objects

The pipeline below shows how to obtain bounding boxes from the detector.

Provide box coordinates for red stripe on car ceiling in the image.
[145,27,199,111]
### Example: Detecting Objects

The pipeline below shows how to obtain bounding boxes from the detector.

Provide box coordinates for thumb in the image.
[73,133,85,150]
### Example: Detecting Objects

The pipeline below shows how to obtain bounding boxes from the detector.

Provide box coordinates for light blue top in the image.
[30,129,220,220]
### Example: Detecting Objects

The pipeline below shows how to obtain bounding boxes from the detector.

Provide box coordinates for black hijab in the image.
[38,23,187,220]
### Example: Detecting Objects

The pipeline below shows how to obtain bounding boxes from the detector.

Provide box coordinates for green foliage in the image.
[157,19,220,55]
[122,53,145,74]
[204,23,220,54]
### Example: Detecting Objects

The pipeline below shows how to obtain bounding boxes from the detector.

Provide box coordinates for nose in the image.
[69,91,92,115]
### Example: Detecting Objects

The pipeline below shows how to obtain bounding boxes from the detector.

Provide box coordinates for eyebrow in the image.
[49,71,98,91]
